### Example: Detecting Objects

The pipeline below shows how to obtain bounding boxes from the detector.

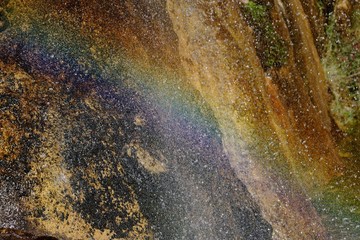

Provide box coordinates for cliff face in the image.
[0,0,359,239]
[167,1,335,238]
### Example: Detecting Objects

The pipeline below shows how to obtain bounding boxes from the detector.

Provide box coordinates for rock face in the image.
[0,0,359,239]
[0,57,272,239]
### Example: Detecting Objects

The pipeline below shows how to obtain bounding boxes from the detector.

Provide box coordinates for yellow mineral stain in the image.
[0,63,153,239]
[23,103,152,239]
[0,63,31,162]
[0,120,22,161]
[84,97,100,112]
[83,163,105,191]
[24,107,94,239]
[134,115,146,126]
[126,141,167,174]
[92,229,115,240]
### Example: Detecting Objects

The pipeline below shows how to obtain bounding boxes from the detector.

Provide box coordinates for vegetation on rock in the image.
[242,1,288,69]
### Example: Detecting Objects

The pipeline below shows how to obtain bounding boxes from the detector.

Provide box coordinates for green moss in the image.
[244,1,267,22]
[323,9,360,132]
[322,8,360,166]
[242,1,288,69]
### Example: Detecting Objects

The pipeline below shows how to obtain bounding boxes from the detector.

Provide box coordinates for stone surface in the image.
[0,0,359,239]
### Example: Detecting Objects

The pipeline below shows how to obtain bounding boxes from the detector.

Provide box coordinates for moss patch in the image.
[323,9,360,138]
[242,1,288,69]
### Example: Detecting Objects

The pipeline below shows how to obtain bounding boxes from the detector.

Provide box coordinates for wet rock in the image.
[0,0,9,8]
[0,13,9,32]
[0,0,359,239]
[0,228,58,240]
